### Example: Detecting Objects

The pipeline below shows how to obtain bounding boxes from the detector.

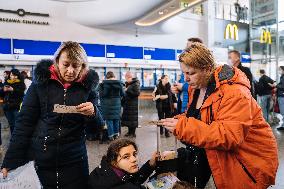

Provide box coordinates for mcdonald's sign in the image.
[224,24,239,40]
[260,29,272,44]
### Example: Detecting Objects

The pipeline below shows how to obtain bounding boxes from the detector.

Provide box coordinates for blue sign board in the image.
[241,52,251,63]
[80,43,105,57]
[106,45,143,59]
[0,38,11,54]
[144,47,175,60]
[13,39,61,55]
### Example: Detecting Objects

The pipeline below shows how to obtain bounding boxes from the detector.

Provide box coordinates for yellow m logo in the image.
[224,24,239,40]
[260,29,272,44]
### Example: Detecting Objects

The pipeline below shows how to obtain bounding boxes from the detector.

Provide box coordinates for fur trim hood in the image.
[34,59,99,90]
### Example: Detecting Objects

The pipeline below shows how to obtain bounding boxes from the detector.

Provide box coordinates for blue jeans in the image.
[259,95,271,122]
[106,119,120,138]
[278,97,284,127]
[4,109,18,134]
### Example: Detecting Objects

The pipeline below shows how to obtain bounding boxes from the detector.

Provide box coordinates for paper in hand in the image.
[53,104,79,113]
[148,120,163,125]
[0,161,41,189]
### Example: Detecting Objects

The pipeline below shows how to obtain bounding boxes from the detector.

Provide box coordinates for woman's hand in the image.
[153,95,160,101]
[160,95,168,100]
[3,86,13,92]
[149,151,159,167]
[160,118,178,133]
[1,168,9,178]
[76,102,95,116]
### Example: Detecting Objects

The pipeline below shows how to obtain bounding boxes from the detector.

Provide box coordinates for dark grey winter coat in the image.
[99,80,124,120]
[121,78,140,128]
[1,59,101,189]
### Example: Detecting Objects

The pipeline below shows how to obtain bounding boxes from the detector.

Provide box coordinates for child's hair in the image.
[106,139,138,164]
[172,181,196,189]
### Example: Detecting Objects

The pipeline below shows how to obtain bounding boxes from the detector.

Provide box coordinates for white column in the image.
[204,0,216,48]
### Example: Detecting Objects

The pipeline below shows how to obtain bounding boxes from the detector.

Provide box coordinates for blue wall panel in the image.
[144,47,176,60]
[80,43,105,57]
[106,45,143,59]
[13,39,61,55]
[0,38,11,54]
[241,52,251,63]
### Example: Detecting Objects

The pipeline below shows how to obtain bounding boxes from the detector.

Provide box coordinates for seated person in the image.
[88,139,157,189]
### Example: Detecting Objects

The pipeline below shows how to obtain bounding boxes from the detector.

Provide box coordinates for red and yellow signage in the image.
[260,29,272,44]
[224,24,239,40]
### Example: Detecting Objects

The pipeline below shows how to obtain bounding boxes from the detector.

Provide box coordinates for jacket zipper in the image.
[56,88,67,189]
[237,159,257,183]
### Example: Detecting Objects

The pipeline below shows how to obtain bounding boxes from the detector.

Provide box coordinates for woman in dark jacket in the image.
[99,71,124,140]
[2,69,25,134]
[1,42,101,189]
[122,71,140,137]
[277,66,284,131]
[153,75,177,137]
[88,139,157,189]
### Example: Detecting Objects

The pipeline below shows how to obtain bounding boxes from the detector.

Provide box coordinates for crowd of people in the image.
[0,39,281,189]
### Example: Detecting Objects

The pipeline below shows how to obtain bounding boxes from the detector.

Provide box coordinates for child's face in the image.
[115,145,139,174]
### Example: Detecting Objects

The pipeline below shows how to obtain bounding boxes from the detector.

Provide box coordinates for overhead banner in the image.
[224,23,239,40]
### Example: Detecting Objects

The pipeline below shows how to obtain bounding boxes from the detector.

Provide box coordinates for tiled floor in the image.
[0,100,283,188]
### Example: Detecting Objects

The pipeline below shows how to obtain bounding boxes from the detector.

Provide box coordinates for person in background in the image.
[21,71,32,94]
[276,66,284,131]
[0,79,3,153]
[1,41,100,189]
[88,138,158,189]
[153,75,177,137]
[258,69,276,122]
[122,71,140,138]
[228,50,255,98]
[161,43,278,188]
[2,69,25,134]
[186,37,203,49]
[172,38,203,113]
[3,71,10,82]
[99,71,124,141]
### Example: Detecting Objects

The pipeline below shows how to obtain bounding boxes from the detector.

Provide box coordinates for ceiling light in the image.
[135,0,207,26]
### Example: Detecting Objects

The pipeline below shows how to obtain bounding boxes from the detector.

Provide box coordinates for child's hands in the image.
[149,151,159,167]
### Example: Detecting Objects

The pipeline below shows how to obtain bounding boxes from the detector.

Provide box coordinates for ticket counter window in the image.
[143,69,154,87]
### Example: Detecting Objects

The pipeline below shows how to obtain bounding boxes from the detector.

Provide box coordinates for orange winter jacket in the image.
[174,65,278,189]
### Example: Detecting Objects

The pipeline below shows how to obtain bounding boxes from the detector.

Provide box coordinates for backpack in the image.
[254,80,264,95]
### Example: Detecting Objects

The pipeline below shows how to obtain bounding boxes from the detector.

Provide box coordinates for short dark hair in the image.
[10,69,22,80]
[280,66,284,71]
[260,69,265,74]
[187,37,203,44]
[21,71,28,79]
[106,71,115,79]
[106,139,138,164]
[229,50,241,58]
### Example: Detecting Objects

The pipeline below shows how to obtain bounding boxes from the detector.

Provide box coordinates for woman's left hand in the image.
[149,151,160,167]
[76,102,95,116]
[160,118,178,133]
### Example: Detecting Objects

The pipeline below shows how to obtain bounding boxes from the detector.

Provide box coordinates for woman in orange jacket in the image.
[161,43,278,189]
